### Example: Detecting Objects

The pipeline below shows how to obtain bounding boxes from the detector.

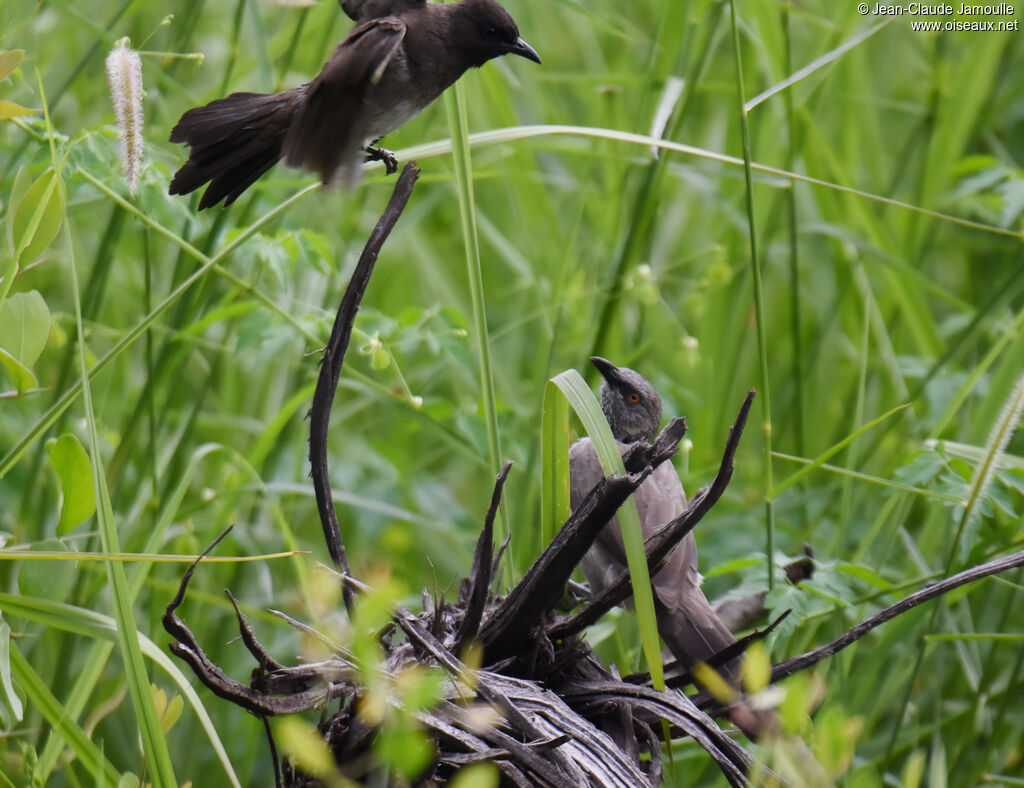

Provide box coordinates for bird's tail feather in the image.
[658,599,766,738]
[168,91,297,209]
[658,599,740,681]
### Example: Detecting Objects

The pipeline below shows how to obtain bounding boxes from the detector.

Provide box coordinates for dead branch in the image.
[308,162,420,615]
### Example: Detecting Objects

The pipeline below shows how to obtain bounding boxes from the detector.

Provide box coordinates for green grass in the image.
[2,0,1024,785]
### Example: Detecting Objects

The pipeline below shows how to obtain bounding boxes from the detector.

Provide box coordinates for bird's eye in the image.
[484,25,500,38]
[628,393,640,403]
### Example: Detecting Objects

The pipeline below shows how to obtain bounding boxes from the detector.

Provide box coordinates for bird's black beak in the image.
[590,356,622,385]
[507,36,542,64]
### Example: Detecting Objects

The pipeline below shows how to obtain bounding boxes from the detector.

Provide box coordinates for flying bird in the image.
[168,0,540,209]
[570,356,762,735]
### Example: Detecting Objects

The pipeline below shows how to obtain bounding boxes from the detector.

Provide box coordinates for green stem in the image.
[728,0,775,588]
[444,84,509,555]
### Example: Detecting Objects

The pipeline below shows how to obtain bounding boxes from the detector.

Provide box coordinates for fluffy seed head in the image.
[106,38,144,197]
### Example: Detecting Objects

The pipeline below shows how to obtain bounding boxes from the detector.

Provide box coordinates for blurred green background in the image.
[2,0,1023,784]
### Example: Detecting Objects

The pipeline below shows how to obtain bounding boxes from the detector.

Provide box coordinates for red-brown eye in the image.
[628,393,640,403]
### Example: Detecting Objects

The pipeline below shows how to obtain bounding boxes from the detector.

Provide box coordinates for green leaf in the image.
[16,540,77,603]
[273,717,338,780]
[769,403,911,500]
[12,168,65,265]
[901,749,926,788]
[46,434,97,535]
[0,621,24,722]
[0,347,38,392]
[835,562,893,591]
[449,763,499,788]
[4,167,33,262]
[0,50,23,82]
[0,289,50,370]
[8,645,122,785]
[376,723,434,779]
[0,100,37,120]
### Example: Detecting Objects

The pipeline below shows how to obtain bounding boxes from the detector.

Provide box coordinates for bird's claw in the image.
[364,144,398,175]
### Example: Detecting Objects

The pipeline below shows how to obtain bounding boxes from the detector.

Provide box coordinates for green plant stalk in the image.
[444,84,508,551]
[391,125,1024,241]
[66,217,177,787]
[727,0,775,588]
[33,61,176,782]
[781,0,806,515]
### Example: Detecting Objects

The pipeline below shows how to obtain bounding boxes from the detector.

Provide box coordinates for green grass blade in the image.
[443,83,508,553]
[63,210,177,784]
[548,368,664,691]
[9,645,122,786]
[540,380,571,553]
[769,403,910,500]
[0,593,241,787]
[727,0,775,587]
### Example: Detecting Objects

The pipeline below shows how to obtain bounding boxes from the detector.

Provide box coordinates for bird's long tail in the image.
[657,598,766,738]
[168,90,299,209]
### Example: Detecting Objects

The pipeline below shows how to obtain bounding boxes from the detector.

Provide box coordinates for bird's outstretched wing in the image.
[282,17,407,185]
[338,0,425,23]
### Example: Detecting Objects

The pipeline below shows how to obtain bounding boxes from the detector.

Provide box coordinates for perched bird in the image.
[169,0,540,209]
[570,357,761,734]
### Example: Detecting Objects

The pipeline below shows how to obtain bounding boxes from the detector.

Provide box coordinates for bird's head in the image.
[451,0,541,68]
[591,357,663,443]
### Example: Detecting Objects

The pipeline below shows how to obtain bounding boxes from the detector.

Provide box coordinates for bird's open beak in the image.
[508,36,542,64]
[590,356,621,384]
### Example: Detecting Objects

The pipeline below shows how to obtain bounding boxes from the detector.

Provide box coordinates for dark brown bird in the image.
[168,0,540,209]
[571,357,762,735]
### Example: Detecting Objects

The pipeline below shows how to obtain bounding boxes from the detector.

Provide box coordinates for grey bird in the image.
[169,0,540,209]
[570,357,760,733]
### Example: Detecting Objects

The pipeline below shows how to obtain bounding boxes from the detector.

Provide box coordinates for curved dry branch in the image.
[308,162,420,614]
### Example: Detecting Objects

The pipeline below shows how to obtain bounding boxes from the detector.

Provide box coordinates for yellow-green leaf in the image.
[274,717,339,781]
[0,50,24,83]
[0,100,37,120]
[741,641,772,694]
[449,763,499,788]
[46,434,97,535]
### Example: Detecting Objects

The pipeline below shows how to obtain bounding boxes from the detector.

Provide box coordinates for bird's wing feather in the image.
[339,0,425,23]
[570,438,628,595]
[282,17,407,184]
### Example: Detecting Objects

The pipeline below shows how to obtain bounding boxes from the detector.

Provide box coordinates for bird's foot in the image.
[364,143,398,175]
